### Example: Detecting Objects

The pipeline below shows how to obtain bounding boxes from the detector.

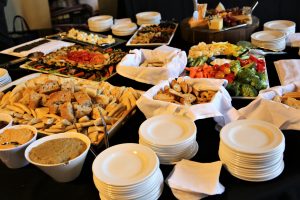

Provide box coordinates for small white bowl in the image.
[0,113,13,133]
[0,125,37,169]
[25,132,91,182]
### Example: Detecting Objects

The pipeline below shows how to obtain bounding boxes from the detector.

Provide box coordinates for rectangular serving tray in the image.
[126,23,178,47]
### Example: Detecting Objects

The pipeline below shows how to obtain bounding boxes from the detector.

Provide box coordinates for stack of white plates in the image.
[264,20,296,36]
[139,114,198,165]
[251,30,286,51]
[111,22,138,36]
[0,68,12,87]
[88,15,113,32]
[219,119,285,182]
[92,143,164,200]
[136,11,161,25]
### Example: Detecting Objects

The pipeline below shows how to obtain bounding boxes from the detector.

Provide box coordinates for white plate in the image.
[95,169,163,199]
[227,161,284,182]
[136,11,161,21]
[92,143,158,186]
[220,119,284,154]
[219,140,285,158]
[251,31,286,42]
[139,114,196,146]
[111,23,137,32]
[264,20,296,31]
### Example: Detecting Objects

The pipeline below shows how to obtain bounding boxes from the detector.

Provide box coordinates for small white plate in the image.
[264,20,296,31]
[251,31,286,42]
[139,114,196,146]
[220,119,284,154]
[92,143,158,186]
[136,11,161,21]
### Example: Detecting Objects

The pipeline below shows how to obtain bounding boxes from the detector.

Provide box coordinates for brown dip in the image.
[0,128,34,150]
[29,138,87,164]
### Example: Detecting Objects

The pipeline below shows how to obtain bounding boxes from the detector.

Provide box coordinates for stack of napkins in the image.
[116,45,187,85]
[274,59,300,85]
[166,160,225,200]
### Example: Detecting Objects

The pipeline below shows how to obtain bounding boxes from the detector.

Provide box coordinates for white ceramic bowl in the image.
[25,132,91,182]
[0,113,13,133]
[0,125,37,169]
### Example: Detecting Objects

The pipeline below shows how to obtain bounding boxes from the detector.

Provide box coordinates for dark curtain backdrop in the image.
[118,0,300,32]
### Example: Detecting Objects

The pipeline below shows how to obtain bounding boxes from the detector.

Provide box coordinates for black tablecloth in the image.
[1,28,300,200]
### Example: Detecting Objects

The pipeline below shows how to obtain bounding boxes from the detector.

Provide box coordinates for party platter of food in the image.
[0,74,141,145]
[20,45,127,81]
[186,42,269,97]
[126,21,178,46]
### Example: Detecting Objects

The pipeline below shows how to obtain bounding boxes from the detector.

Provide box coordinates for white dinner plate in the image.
[220,119,284,154]
[264,20,296,31]
[139,114,196,146]
[136,11,161,21]
[251,31,286,42]
[92,143,158,186]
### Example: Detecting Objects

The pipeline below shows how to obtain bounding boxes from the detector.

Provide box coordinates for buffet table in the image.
[1,27,300,200]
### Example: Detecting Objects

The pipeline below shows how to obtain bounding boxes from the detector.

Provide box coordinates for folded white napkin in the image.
[116,45,187,85]
[286,33,300,47]
[136,77,234,122]
[274,59,300,85]
[166,160,225,200]
[1,38,74,57]
[238,81,300,130]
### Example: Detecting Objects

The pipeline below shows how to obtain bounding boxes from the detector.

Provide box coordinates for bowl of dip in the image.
[0,113,13,133]
[0,125,37,168]
[25,132,91,182]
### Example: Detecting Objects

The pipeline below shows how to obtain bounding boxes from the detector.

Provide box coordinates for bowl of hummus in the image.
[0,125,37,168]
[25,132,91,182]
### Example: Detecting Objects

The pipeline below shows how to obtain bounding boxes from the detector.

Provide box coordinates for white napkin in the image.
[1,38,74,57]
[136,77,234,122]
[116,45,187,85]
[166,160,225,200]
[286,33,300,47]
[238,81,300,130]
[274,59,300,85]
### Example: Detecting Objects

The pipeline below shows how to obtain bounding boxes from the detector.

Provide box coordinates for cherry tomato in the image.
[215,71,225,79]
[223,67,231,74]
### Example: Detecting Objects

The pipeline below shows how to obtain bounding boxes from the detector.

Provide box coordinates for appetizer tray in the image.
[0,73,141,149]
[63,28,126,49]
[186,42,269,99]
[20,45,127,81]
[126,22,178,47]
